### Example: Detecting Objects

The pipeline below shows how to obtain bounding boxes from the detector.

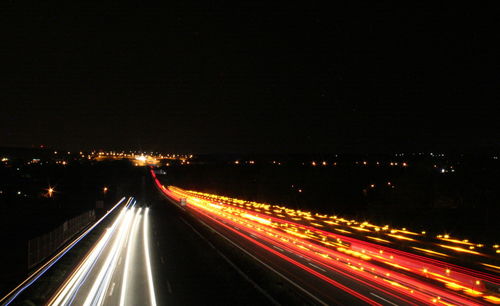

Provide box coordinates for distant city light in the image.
[136,155,147,162]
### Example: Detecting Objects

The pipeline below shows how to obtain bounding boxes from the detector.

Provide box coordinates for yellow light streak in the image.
[241,213,272,225]
[437,237,476,246]
[351,226,371,232]
[412,247,449,257]
[386,234,416,241]
[383,262,411,271]
[438,244,482,255]
[366,236,391,244]
[481,263,500,273]
[484,295,500,304]
[334,228,352,234]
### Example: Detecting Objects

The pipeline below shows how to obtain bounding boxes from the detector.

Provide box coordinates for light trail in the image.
[50,208,128,306]
[438,244,482,255]
[46,202,156,306]
[156,179,500,305]
[188,200,481,305]
[189,204,382,305]
[83,206,136,306]
[120,208,142,306]
[0,197,128,306]
[143,207,157,306]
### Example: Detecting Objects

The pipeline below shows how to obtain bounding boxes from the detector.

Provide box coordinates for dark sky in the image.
[1,3,498,153]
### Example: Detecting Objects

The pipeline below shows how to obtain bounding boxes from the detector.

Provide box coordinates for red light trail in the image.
[151,170,500,305]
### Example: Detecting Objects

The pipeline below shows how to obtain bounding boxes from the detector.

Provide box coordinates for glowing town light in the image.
[136,155,147,162]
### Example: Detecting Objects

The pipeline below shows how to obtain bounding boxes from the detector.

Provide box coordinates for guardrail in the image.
[27,210,96,269]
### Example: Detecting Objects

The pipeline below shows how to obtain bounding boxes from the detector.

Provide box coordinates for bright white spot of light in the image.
[136,155,147,162]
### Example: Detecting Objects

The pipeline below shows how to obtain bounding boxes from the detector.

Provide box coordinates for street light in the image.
[103,187,108,194]
[48,187,54,198]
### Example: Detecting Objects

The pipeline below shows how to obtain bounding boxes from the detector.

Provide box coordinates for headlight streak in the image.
[1,197,129,306]
[50,208,128,306]
[120,208,142,306]
[48,202,157,306]
[83,207,136,306]
[162,185,500,305]
[143,207,157,306]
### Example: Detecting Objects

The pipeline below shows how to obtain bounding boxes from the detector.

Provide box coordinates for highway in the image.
[47,199,157,306]
[152,169,500,305]
[2,190,286,305]
[3,169,497,305]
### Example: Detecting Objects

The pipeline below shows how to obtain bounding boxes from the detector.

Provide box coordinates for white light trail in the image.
[50,208,127,306]
[48,202,158,306]
[120,208,142,306]
[83,207,135,306]
[2,197,128,306]
[143,207,157,306]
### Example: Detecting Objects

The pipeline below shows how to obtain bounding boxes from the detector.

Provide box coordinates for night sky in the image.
[1,3,498,153]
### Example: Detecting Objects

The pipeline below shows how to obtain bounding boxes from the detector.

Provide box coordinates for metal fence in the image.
[27,210,96,269]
